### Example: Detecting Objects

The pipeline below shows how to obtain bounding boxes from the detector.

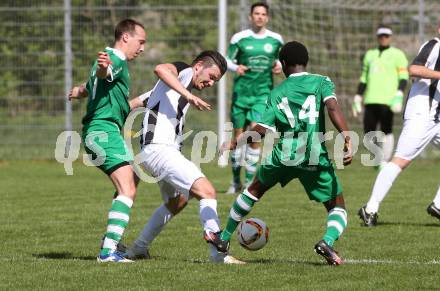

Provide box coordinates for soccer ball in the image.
[237,217,269,251]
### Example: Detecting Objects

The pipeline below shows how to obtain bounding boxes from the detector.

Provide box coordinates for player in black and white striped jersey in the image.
[125,51,244,264]
[359,26,440,226]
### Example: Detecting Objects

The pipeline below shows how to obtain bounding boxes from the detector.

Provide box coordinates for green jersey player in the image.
[69,19,146,263]
[220,41,353,265]
[226,2,284,193]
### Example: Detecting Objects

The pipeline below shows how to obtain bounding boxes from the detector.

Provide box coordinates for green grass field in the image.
[2,157,440,290]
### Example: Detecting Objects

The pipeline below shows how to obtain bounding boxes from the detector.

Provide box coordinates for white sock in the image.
[245,147,260,179]
[433,186,440,209]
[231,147,243,169]
[382,134,394,162]
[199,198,220,233]
[366,162,402,213]
[134,204,173,249]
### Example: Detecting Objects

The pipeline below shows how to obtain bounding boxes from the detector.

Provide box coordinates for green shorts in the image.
[257,161,342,203]
[230,101,267,129]
[82,122,133,175]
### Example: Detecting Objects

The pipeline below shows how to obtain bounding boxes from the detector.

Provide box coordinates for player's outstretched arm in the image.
[154,63,211,111]
[129,90,152,110]
[220,124,266,153]
[68,83,88,100]
[325,98,352,165]
[408,64,440,80]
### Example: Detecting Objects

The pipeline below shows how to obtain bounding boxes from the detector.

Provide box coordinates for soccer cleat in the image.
[204,231,230,253]
[123,244,151,260]
[358,206,378,227]
[427,203,440,220]
[225,182,242,195]
[210,253,246,264]
[314,240,343,265]
[97,251,133,263]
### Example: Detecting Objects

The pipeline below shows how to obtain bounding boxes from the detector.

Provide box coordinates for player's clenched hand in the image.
[97,52,112,69]
[186,94,211,111]
[236,65,249,76]
[343,136,353,166]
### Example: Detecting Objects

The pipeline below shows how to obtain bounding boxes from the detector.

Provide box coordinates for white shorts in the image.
[394,119,440,161]
[140,144,204,202]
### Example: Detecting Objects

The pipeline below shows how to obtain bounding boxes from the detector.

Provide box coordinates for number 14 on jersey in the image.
[277,95,319,128]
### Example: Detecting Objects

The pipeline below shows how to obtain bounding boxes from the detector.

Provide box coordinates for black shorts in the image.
[363,104,393,134]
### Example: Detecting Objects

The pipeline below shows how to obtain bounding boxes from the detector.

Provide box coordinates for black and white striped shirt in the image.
[406,37,440,122]
[141,62,193,148]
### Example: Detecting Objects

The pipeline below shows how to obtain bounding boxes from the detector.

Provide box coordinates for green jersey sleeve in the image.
[258,95,277,132]
[359,51,370,84]
[106,53,124,82]
[321,77,336,101]
[227,42,240,62]
[395,50,409,80]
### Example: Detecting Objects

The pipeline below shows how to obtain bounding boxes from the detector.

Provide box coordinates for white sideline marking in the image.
[1,257,440,265]
[344,258,440,265]
[283,258,440,265]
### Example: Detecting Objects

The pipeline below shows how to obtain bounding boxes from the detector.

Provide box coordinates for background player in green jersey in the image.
[226,2,284,193]
[352,25,408,168]
[69,19,146,262]
[220,41,353,265]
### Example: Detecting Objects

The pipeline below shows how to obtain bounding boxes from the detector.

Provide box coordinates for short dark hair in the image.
[114,19,144,41]
[192,50,227,76]
[250,2,269,14]
[279,41,309,67]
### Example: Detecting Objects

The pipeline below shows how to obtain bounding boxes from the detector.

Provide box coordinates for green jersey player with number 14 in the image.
[220,41,353,265]
[226,2,284,193]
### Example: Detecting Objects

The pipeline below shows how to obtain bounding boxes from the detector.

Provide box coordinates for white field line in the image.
[1,256,440,265]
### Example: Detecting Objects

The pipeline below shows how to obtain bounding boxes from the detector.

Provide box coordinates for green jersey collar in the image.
[106,47,126,61]
[289,72,308,77]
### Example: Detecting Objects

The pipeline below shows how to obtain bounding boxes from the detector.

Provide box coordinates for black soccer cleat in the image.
[358,206,378,227]
[314,240,343,265]
[204,231,230,253]
[427,203,440,220]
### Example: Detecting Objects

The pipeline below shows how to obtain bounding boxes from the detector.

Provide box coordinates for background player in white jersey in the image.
[226,2,284,193]
[125,51,243,264]
[358,26,440,227]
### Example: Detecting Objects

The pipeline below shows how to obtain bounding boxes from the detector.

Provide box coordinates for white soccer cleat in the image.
[210,253,245,264]
[123,243,151,260]
[225,182,242,195]
[97,252,133,263]
[223,255,246,264]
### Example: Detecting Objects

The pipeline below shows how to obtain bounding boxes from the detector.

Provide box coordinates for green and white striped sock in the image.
[100,195,133,256]
[244,147,260,185]
[231,148,242,185]
[220,189,258,241]
[323,207,347,247]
